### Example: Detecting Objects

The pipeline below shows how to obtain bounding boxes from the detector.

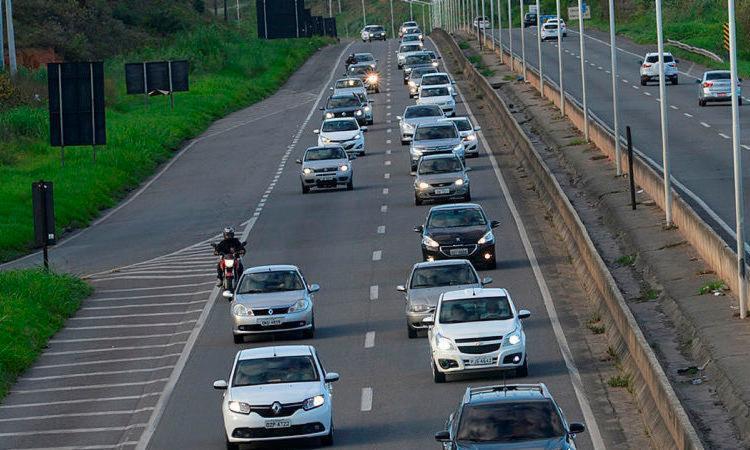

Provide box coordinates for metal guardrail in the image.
[666,39,724,63]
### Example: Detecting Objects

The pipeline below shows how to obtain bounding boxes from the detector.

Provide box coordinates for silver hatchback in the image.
[698,70,742,107]
[228,265,319,343]
[297,146,354,193]
[414,154,471,205]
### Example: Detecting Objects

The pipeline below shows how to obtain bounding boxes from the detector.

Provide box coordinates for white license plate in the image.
[319,176,335,181]
[450,248,469,256]
[265,419,291,429]
[718,92,727,96]
[469,356,494,366]
[434,188,451,195]
[260,318,283,327]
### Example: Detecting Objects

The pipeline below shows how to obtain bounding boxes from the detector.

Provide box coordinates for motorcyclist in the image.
[214,227,245,286]
[345,53,357,67]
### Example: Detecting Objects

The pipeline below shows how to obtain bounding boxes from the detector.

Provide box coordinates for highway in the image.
[0,37,612,449]
[488,24,750,248]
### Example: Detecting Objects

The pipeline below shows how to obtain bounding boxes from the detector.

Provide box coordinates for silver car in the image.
[331,78,367,98]
[408,67,439,98]
[297,146,354,193]
[698,70,742,107]
[414,154,471,205]
[315,118,367,155]
[397,42,424,68]
[397,260,490,338]
[448,117,481,157]
[410,121,465,172]
[398,104,445,145]
[228,265,319,343]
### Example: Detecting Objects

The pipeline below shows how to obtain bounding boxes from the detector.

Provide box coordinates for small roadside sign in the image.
[528,5,538,14]
[568,5,591,20]
[723,23,730,51]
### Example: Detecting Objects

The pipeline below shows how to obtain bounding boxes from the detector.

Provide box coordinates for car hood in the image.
[405,63,434,71]
[455,437,571,450]
[229,381,322,405]
[428,225,487,245]
[439,319,516,338]
[408,284,480,306]
[413,138,462,150]
[234,290,306,308]
[321,130,360,141]
[416,172,465,184]
[404,116,444,127]
[302,159,348,170]
[418,95,454,104]
[334,88,366,97]
[326,105,361,113]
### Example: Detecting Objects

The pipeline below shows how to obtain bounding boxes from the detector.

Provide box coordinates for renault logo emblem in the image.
[268,309,274,315]
[341,112,347,116]
[271,402,282,415]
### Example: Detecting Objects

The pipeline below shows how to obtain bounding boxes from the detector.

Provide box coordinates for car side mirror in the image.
[434,430,451,442]
[414,225,424,233]
[369,99,374,104]
[295,159,302,164]
[422,316,435,325]
[319,107,325,110]
[222,290,233,299]
[474,125,482,131]
[695,79,701,84]
[397,285,406,292]
[348,154,357,160]
[464,167,472,172]
[490,220,501,228]
[438,56,442,59]
[569,422,586,434]
[638,60,643,65]
[675,59,680,63]
[213,380,228,390]
[308,283,320,293]
[518,309,531,319]
[329,87,334,90]
[361,126,368,132]
[313,129,320,134]
[396,115,402,120]
[481,277,493,286]
[324,372,340,383]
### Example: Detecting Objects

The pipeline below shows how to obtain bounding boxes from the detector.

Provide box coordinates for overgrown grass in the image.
[699,280,728,295]
[0,22,328,262]
[0,269,92,398]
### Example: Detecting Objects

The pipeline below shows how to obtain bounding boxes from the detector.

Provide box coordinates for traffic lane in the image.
[2,43,348,276]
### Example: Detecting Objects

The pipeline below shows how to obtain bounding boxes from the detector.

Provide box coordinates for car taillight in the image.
[703,81,713,88]
[642,64,652,68]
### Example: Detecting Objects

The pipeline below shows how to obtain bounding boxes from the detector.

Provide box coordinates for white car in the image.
[400,21,419,38]
[331,78,367,98]
[421,72,456,96]
[315,118,367,155]
[544,17,567,36]
[540,22,560,41]
[361,24,386,41]
[698,70,743,107]
[473,16,490,29]
[425,288,531,383]
[448,117,481,157]
[214,346,339,448]
[417,85,456,117]
[640,52,679,85]
[397,42,424,68]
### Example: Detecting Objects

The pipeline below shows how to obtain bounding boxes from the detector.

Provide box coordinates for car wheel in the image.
[415,195,423,206]
[432,361,446,383]
[233,334,244,344]
[516,355,529,377]
[640,78,647,86]
[301,182,310,194]
[226,438,240,450]
[672,77,679,85]
[375,87,380,93]
[699,99,706,107]
[320,422,334,446]
[401,139,408,145]
[368,119,374,125]
[408,324,419,338]
[346,180,354,191]
[463,190,471,202]
[740,98,743,106]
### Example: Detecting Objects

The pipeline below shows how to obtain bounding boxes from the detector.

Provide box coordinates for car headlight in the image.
[435,333,455,351]
[228,401,251,414]
[454,179,464,186]
[410,303,431,312]
[355,110,363,116]
[408,81,417,87]
[505,328,522,346]
[224,259,234,268]
[403,122,414,131]
[453,144,464,152]
[466,134,476,141]
[422,235,439,248]
[303,395,325,411]
[325,112,334,118]
[322,136,332,144]
[339,164,349,172]
[405,67,412,73]
[354,133,362,139]
[232,304,252,317]
[412,148,423,156]
[288,299,309,313]
[419,34,423,39]
[478,230,494,244]
[367,74,378,83]
[303,168,313,175]
[418,181,430,190]
[370,64,376,69]
[432,61,439,67]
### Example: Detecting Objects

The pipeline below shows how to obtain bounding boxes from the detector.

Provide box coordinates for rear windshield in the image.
[544,24,558,30]
[412,67,438,78]
[348,66,370,76]
[421,86,450,97]
[422,74,451,85]
[457,401,566,443]
[304,147,346,161]
[401,44,423,53]
[411,264,478,288]
[452,119,472,131]
[233,356,318,387]
[415,125,457,140]
[335,79,363,89]
[418,157,463,175]
[404,105,443,118]
[405,54,433,65]
[355,54,374,62]
[322,120,358,132]
[328,96,359,108]
[403,35,420,41]
[706,72,731,80]
[428,208,486,228]
[645,54,674,63]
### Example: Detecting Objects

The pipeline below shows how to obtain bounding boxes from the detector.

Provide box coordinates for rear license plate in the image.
[469,356,493,366]
[265,419,291,429]
[260,318,283,327]
[434,188,451,195]
[718,92,727,96]
[450,248,469,256]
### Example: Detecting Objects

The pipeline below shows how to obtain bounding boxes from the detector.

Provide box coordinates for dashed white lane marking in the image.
[622,79,629,83]
[381,205,388,213]
[384,173,390,179]
[670,105,678,110]
[377,225,386,234]
[51,331,191,344]
[0,393,161,410]
[372,251,382,261]
[385,160,391,165]
[364,332,375,348]
[386,112,392,115]
[386,149,392,154]
[70,310,202,321]
[742,144,750,150]
[632,86,639,90]
[719,133,730,139]
[21,365,173,382]
[35,354,182,370]
[701,122,711,128]
[97,283,212,294]
[387,105,391,109]
[360,388,373,411]
[370,285,379,300]
[684,113,693,118]
[387,129,392,133]
[64,320,196,331]
[605,70,610,74]
[386,139,392,144]
[86,290,212,303]
[11,378,169,395]
[382,188,389,195]
[644,91,651,96]
[45,341,188,356]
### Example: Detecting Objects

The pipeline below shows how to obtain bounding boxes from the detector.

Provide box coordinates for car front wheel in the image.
[233,334,244,344]
[516,355,529,377]
[671,76,679,85]
[320,423,334,446]
[226,439,240,450]
[408,324,419,338]
[432,360,446,383]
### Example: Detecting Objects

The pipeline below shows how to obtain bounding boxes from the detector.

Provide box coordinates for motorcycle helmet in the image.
[223,226,235,239]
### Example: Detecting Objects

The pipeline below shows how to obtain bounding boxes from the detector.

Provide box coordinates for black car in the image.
[435,384,586,449]
[402,52,436,85]
[365,25,387,41]
[414,203,499,269]
[320,94,367,125]
[523,12,538,27]
[346,63,381,93]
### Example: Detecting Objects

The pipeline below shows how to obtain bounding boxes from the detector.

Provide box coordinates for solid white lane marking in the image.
[684,113,693,118]
[0,424,146,437]
[377,225,386,234]
[381,205,388,213]
[81,300,204,311]
[370,285,379,300]
[360,388,373,411]
[97,283,212,294]
[46,341,187,356]
[372,251,382,261]
[644,91,651,96]
[719,133,730,139]
[364,332,375,348]
[0,408,154,423]
[701,122,711,128]
[51,331,191,344]
[11,379,168,395]
[35,354,181,370]
[382,188,389,194]
[21,366,173,382]
[384,173,390,179]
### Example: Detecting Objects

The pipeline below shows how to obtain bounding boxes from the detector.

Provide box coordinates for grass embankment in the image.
[309,0,413,38]
[0,22,329,262]
[0,270,92,398]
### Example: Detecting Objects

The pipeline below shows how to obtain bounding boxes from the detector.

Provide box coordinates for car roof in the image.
[349,62,372,68]
[645,52,673,56]
[465,383,552,405]
[405,104,441,111]
[449,116,470,123]
[420,153,461,162]
[441,287,510,301]
[429,202,483,212]
[244,264,299,273]
[336,77,362,82]
[704,70,730,75]
[354,52,374,57]
[238,345,313,360]
[304,145,345,153]
[330,93,358,99]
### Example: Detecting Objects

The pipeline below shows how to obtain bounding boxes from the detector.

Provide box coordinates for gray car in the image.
[410,121,465,172]
[408,66,439,98]
[331,78,367,98]
[697,70,742,106]
[397,260,490,338]
[414,154,471,205]
[228,265,319,343]
[398,104,445,144]
[297,146,354,193]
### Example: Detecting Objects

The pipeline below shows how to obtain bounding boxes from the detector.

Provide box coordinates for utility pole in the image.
[4,0,16,76]
[489,0,494,50]
[328,0,332,17]
[577,0,588,140]
[214,0,217,16]
[410,0,414,20]
[361,0,367,27]
[556,0,563,115]
[481,0,486,47]
[236,0,240,20]
[390,0,395,39]
[608,0,621,175]
[655,0,671,225]
[520,0,526,80]
[536,0,542,92]
[0,0,5,72]
[507,0,512,71]
[224,0,228,21]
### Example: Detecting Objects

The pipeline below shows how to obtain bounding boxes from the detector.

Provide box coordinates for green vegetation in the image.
[616,254,637,266]
[0,270,92,398]
[699,280,728,295]
[586,312,605,334]
[644,288,661,300]
[309,0,412,38]
[0,19,328,262]
[607,373,633,389]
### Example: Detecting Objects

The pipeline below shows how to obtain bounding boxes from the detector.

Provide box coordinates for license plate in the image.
[718,92,727,96]
[260,318,283,327]
[450,248,469,256]
[319,176,335,181]
[434,188,451,195]
[469,356,493,366]
[265,419,291,429]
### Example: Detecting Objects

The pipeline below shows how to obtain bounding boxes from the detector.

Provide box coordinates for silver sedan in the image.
[414,154,470,205]
[297,146,354,193]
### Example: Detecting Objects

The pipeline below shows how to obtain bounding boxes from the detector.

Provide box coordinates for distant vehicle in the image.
[413,154,471,206]
[410,121,465,171]
[398,259,490,338]
[214,346,339,449]
[398,104,446,144]
[414,203,499,268]
[425,50,441,67]
[401,33,422,45]
[544,17,567,36]
[227,265,318,342]
[421,72,456,96]
[397,42,425,68]
[448,117,481,157]
[408,67,439,98]
[540,22,560,41]
[345,63,380,94]
[361,24,386,41]
[297,146,354,193]
[417,85,456,117]
[331,78,366,98]
[400,20,419,38]
[473,16,490,29]
[403,26,423,40]
[434,384,586,447]
[698,70,742,107]
[523,12,538,27]
[315,118,367,155]
[320,93,366,125]
[640,52,679,85]
[348,52,377,71]
[402,52,436,84]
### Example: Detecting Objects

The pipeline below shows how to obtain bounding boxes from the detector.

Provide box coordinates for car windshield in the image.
[456,401,566,442]
[706,72,731,80]
[439,296,513,324]
[232,356,319,387]
[421,87,450,97]
[355,54,374,62]
[428,208,486,228]
[419,157,463,174]
[322,120,358,132]
[237,270,305,294]
[414,125,457,140]
[452,119,472,131]
[328,96,360,108]
[645,54,674,63]
[335,79,363,89]
[348,66,369,76]
[405,105,443,118]
[403,35,420,41]
[423,75,451,85]
[401,44,422,53]
[427,51,437,59]
[304,147,347,161]
[404,22,417,27]
[405,54,432,65]
[371,26,384,32]
[411,264,478,288]
[544,24,558,30]
[412,68,438,78]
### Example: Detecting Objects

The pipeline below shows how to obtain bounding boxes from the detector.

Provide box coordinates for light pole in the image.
[497,0,503,63]
[556,0,564,115]
[4,0,16,76]
[507,0,513,71]
[608,0,621,175]
[410,0,414,20]
[655,0,672,225]
[475,0,481,47]
[390,0,395,39]
[536,0,542,93]
[328,0,332,16]
[361,0,367,27]
[577,0,588,140]
[482,0,487,48]
[0,1,5,72]
[520,0,526,81]
[489,0,495,50]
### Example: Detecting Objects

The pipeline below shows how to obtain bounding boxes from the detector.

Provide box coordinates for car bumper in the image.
[422,242,495,265]
[414,184,469,201]
[431,344,526,374]
[700,90,741,101]
[224,403,331,443]
[232,308,314,335]
[406,309,436,330]
[301,172,352,189]
[319,138,365,153]
[440,104,456,115]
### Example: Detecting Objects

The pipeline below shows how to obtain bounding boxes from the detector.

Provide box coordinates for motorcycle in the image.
[211,243,245,297]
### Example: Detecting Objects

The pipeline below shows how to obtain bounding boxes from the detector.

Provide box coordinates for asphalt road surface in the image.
[0,38,608,449]
[487,24,750,249]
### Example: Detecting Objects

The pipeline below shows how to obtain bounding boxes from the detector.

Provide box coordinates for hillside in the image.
[308,0,417,38]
